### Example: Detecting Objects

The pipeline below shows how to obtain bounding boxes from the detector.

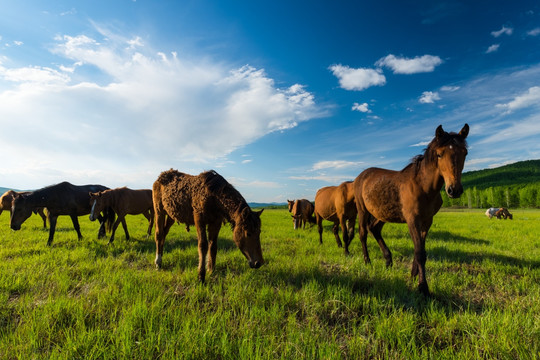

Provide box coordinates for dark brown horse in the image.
[153,169,264,283]
[89,187,154,243]
[314,181,357,254]
[291,199,315,229]
[353,124,469,296]
[10,182,114,245]
[1,190,47,228]
[495,207,513,219]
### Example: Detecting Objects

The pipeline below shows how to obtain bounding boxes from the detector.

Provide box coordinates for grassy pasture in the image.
[0,209,539,359]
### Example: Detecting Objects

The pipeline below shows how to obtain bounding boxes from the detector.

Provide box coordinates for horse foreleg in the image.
[38,208,47,228]
[207,220,222,273]
[407,219,431,296]
[47,215,58,246]
[194,215,208,283]
[368,220,392,267]
[154,210,168,269]
[70,215,83,240]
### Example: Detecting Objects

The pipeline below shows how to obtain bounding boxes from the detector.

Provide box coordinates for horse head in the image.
[89,191,104,221]
[287,199,294,212]
[10,193,33,231]
[433,124,469,198]
[233,207,264,269]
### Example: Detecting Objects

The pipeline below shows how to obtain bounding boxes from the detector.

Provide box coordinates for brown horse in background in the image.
[353,124,469,296]
[314,181,357,254]
[1,190,47,228]
[89,187,154,243]
[291,199,315,229]
[287,199,295,213]
[495,207,513,219]
[10,182,115,245]
[153,169,264,283]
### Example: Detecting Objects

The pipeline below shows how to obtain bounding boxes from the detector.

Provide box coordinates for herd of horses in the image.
[1,124,471,296]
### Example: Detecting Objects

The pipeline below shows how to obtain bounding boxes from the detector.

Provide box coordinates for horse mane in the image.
[403,129,468,174]
[202,170,249,212]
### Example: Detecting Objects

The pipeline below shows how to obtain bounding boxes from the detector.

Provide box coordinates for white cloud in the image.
[419,91,441,104]
[491,26,513,38]
[375,54,443,74]
[311,160,364,171]
[528,28,540,36]
[13,41,23,46]
[441,85,460,92]
[352,102,371,113]
[329,64,386,91]
[486,44,500,54]
[0,29,324,189]
[496,86,540,113]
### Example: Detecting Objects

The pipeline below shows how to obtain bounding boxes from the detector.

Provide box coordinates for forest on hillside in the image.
[442,159,540,208]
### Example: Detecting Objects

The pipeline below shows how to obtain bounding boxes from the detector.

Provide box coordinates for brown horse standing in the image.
[287,199,295,213]
[291,199,315,229]
[1,190,47,228]
[353,124,469,296]
[314,181,357,254]
[89,187,154,243]
[152,169,264,283]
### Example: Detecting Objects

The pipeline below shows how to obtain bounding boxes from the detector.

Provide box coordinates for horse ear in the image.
[435,125,445,139]
[254,209,264,217]
[459,123,469,139]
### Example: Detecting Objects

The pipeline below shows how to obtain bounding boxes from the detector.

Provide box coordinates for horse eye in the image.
[437,153,443,159]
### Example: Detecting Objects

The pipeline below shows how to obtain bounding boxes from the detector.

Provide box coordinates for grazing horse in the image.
[291,199,315,229]
[314,181,357,254]
[1,190,48,228]
[287,199,295,213]
[10,182,114,245]
[353,124,469,296]
[152,169,264,283]
[495,207,513,220]
[89,187,154,243]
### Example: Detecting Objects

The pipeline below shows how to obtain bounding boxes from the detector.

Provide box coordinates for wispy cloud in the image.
[352,102,371,113]
[496,86,540,113]
[486,44,500,54]
[375,54,443,74]
[311,160,364,171]
[419,91,441,104]
[527,28,540,36]
[329,64,386,91]
[491,25,513,38]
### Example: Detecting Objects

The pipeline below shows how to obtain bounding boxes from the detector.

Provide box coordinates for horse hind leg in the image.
[368,220,392,267]
[333,223,343,248]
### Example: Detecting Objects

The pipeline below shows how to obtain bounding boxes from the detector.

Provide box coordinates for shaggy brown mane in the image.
[403,130,468,174]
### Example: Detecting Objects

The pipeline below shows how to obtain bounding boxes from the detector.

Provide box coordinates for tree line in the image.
[442,182,540,209]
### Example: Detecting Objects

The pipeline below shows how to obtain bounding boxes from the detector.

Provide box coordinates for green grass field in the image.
[1,209,539,359]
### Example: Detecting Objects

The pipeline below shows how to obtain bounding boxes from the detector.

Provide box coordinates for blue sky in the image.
[1,1,540,202]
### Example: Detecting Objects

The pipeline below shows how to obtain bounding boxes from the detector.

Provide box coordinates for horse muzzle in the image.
[249,260,264,269]
[10,224,21,231]
[446,184,463,198]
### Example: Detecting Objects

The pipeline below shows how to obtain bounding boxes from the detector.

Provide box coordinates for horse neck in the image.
[416,158,445,195]
[216,190,249,222]
[25,190,48,207]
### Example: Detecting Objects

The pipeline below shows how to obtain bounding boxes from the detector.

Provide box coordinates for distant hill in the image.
[0,187,13,195]
[462,159,540,190]
[249,202,287,209]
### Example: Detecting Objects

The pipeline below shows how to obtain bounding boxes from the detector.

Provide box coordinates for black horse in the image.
[10,182,115,245]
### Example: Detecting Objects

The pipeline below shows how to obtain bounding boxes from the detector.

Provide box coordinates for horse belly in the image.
[363,181,405,223]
